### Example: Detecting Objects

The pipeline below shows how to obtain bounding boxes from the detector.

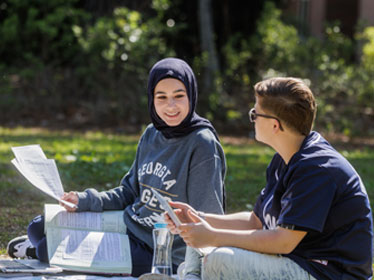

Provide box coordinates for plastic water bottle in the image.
[151,223,174,276]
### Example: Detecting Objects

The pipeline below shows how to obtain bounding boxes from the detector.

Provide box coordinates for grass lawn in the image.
[1,126,374,256]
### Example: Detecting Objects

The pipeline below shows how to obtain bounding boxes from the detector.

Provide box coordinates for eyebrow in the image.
[154,88,186,95]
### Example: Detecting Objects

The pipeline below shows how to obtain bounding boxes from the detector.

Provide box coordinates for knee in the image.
[202,247,235,277]
[27,215,45,245]
[28,215,44,232]
[204,247,234,267]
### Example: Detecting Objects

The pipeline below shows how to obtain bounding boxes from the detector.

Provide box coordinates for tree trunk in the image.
[198,0,220,96]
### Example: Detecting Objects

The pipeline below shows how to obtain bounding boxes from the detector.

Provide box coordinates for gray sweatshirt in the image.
[76,124,226,265]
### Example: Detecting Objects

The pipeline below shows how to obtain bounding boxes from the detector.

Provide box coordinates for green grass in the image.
[1,127,374,255]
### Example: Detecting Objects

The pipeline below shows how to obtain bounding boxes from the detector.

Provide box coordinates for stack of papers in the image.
[11,144,76,208]
[0,258,63,274]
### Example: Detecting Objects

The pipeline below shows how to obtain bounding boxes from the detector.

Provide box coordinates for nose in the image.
[167,98,176,107]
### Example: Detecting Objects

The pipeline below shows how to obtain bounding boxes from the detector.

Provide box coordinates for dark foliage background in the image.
[0,0,373,136]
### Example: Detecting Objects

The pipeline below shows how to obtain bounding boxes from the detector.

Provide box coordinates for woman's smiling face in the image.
[153,78,190,127]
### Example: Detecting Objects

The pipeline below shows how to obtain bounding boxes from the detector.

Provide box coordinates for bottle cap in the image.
[154,222,167,228]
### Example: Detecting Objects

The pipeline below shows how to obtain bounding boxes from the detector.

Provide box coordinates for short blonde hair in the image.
[254,77,316,136]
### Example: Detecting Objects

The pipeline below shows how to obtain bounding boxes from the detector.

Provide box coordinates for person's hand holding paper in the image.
[11,145,77,209]
[60,191,79,212]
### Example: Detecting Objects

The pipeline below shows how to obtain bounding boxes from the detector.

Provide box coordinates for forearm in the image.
[210,227,306,254]
[77,184,135,212]
[203,211,262,230]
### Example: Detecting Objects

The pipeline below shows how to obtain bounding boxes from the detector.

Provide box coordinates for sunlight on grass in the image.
[0,127,142,249]
[222,142,274,212]
[1,127,374,254]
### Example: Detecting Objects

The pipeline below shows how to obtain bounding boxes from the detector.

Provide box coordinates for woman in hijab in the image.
[8,58,226,278]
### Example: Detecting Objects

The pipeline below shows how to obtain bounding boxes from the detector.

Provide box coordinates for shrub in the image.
[0,2,174,127]
[218,1,373,136]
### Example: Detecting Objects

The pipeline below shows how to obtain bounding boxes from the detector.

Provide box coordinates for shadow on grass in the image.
[1,127,374,255]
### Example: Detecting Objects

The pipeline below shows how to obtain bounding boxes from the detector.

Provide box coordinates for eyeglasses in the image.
[248,108,284,131]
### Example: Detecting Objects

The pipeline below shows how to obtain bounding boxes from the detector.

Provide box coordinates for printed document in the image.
[45,204,132,274]
[11,144,76,208]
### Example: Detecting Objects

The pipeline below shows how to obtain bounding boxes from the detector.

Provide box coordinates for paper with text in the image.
[45,204,127,233]
[11,145,76,208]
[45,204,131,275]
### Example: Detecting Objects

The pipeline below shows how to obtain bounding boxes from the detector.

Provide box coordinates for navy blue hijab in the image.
[147,58,218,140]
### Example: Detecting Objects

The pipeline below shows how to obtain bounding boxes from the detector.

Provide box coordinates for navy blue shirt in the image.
[254,131,373,279]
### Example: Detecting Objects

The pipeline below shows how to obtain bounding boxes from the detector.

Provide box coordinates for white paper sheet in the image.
[11,144,47,160]
[11,145,76,208]
[45,205,132,275]
[61,230,123,262]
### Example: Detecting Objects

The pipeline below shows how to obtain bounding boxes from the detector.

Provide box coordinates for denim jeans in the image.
[28,215,49,262]
[183,246,203,277]
[202,247,316,280]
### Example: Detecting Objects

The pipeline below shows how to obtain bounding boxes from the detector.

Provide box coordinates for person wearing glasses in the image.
[165,77,373,279]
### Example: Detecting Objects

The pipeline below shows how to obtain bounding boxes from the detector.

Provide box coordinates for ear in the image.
[272,119,281,133]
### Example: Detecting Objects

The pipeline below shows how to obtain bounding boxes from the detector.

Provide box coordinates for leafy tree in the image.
[0,0,88,67]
